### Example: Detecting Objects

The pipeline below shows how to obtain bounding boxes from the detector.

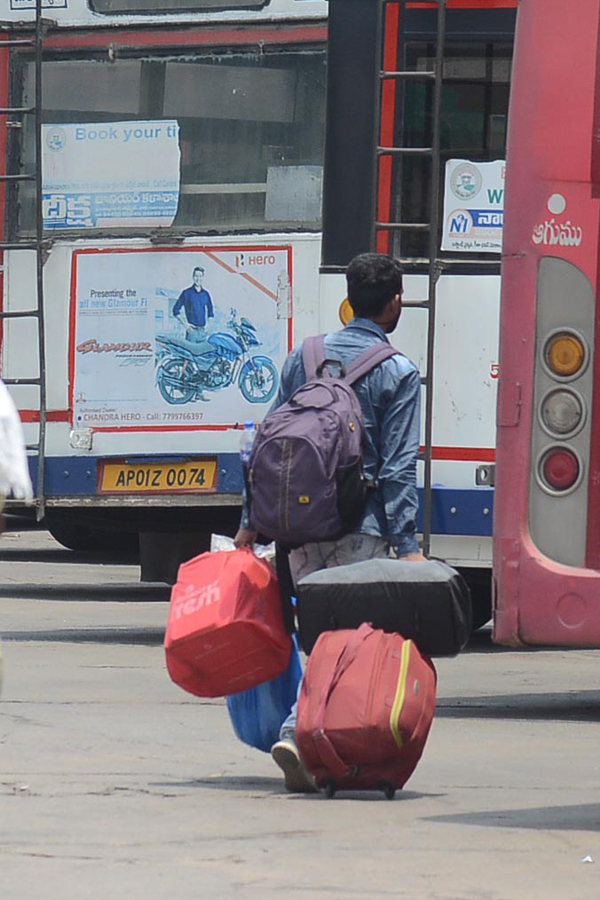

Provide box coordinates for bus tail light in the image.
[528,257,594,567]
[544,331,586,378]
[538,447,581,492]
[539,388,585,436]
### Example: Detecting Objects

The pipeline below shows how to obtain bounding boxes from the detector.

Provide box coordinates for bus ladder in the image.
[372,0,447,557]
[0,0,48,520]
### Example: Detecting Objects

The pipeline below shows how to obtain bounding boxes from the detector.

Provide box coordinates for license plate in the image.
[98,459,217,494]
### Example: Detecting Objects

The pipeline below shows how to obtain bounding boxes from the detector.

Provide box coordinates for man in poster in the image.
[173,266,215,342]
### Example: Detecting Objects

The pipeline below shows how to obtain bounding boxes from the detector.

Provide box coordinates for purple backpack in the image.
[246,335,398,545]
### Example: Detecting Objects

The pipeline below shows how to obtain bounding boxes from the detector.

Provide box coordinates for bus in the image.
[318,0,516,626]
[0,0,516,606]
[494,0,600,647]
[0,0,329,579]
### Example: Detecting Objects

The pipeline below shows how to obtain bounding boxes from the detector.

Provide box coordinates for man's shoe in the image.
[271,739,317,793]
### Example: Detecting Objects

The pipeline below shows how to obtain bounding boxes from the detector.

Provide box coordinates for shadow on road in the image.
[0,547,139,565]
[425,802,600,832]
[0,583,170,601]
[160,775,287,793]
[2,626,166,645]
[464,628,506,653]
[157,776,442,802]
[437,690,600,722]
[463,628,580,655]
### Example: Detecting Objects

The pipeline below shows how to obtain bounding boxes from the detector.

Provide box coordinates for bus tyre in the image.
[46,519,139,554]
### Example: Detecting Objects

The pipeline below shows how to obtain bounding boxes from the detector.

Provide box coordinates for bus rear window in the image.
[13,46,326,236]
[393,41,512,262]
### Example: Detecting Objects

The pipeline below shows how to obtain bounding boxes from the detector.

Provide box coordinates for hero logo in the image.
[235,253,276,268]
[173,580,220,618]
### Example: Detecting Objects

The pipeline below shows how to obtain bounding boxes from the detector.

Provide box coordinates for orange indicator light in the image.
[339,298,353,326]
[545,333,585,377]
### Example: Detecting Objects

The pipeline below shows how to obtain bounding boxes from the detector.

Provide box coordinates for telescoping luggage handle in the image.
[311,623,375,779]
[302,335,399,384]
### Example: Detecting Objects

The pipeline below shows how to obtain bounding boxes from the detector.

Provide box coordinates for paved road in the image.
[1,527,600,900]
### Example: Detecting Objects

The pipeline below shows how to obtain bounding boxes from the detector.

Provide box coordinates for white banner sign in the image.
[441,159,505,253]
[42,121,180,229]
[71,246,292,430]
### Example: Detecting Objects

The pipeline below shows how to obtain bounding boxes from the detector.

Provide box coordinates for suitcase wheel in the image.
[322,779,337,799]
[379,781,396,800]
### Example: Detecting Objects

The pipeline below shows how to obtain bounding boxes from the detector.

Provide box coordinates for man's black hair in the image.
[346,253,403,318]
[193,266,205,276]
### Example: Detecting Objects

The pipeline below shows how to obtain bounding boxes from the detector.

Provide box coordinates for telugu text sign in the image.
[42,121,180,229]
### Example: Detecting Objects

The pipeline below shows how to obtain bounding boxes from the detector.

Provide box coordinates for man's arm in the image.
[172,290,185,319]
[378,363,423,559]
[206,291,214,319]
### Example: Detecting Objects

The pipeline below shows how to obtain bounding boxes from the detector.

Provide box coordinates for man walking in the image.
[235,253,424,791]
[173,266,214,342]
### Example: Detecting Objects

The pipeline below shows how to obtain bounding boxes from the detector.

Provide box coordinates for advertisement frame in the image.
[68,244,294,433]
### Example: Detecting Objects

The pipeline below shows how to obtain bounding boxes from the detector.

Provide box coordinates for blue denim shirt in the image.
[172,287,214,327]
[242,318,421,556]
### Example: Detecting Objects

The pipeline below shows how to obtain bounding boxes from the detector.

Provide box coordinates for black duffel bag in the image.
[296,557,472,657]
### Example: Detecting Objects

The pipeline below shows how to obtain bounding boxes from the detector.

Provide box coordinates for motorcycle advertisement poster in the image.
[70,246,292,430]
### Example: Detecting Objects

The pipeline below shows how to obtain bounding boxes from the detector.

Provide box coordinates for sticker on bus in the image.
[42,121,180,229]
[442,159,505,253]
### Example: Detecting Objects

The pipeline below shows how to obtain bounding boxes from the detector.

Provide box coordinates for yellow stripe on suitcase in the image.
[389,640,412,749]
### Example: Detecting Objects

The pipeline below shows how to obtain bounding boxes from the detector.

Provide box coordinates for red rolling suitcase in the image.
[296,623,436,798]
[164,548,291,698]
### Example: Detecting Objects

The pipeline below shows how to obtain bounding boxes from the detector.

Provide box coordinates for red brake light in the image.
[540,448,580,491]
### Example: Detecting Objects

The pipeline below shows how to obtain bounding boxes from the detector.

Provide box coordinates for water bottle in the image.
[239,420,256,466]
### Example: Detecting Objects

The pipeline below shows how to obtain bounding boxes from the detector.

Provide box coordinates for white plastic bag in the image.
[210,533,276,564]
[0,380,32,502]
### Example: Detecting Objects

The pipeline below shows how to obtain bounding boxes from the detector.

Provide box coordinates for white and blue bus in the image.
[0,0,515,611]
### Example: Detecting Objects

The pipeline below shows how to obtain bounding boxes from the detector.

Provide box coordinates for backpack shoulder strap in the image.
[344,342,400,386]
[301,334,327,381]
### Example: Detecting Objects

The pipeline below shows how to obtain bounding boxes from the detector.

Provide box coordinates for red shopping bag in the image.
[164,548,291,698]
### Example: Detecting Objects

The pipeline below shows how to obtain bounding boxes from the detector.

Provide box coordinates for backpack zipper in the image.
[279,438,294,534]
[284,438,293,533]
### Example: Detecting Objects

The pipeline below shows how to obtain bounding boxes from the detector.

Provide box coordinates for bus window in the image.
[389,41,511,261]
[12,47,326,236]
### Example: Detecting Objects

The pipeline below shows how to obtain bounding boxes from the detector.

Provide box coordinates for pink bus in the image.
[494,0,600,646]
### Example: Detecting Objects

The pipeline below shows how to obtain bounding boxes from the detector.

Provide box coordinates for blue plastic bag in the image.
[226,635,302,753]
